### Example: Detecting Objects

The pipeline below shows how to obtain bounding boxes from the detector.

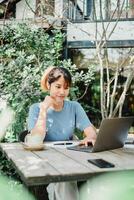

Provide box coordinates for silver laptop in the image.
[67,117,134,153]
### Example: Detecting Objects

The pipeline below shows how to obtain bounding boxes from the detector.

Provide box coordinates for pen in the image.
[54,142,73,145]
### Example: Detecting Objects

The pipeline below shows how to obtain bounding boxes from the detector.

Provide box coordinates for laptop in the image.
[67,116,134,153]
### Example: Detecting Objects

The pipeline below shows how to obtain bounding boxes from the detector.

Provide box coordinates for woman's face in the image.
[49,75,70,104]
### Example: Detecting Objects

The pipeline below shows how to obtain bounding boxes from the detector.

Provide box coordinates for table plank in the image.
[0,143,60,185]
[110,145,134,169]
[30,147,96,184]
[51,147,122,171]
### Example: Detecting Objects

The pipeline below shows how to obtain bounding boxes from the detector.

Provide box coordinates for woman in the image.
[28,66,96,145]
[27,66,97,200]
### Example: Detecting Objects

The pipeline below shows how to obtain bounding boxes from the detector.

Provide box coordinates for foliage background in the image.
[0,22,64,138]
[0,22,96,140]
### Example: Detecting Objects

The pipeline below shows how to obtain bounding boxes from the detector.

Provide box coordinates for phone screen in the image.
[88,159,115,168]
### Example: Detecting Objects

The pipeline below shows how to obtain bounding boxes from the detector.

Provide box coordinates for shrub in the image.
[0,22,64,137]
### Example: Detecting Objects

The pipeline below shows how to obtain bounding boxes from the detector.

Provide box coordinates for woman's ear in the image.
[46,82,50,90]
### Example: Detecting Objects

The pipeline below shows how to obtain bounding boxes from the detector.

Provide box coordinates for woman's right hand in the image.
[40,95,55,111]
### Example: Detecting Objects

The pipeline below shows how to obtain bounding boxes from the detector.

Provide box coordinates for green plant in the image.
[0,152,19,179]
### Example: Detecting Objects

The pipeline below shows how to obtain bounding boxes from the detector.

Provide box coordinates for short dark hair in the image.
[48,67,72,87]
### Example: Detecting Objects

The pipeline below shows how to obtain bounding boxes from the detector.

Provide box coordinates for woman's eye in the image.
[56,86,60,89]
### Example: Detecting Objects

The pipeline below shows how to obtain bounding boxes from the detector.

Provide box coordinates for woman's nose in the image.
[59,88,65,95]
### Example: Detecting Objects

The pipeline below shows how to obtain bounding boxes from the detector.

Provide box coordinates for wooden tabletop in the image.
[0,142,134,186]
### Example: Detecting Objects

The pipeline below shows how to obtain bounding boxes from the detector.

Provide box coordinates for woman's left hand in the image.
[81,125,97,146]
[80,137,96,146]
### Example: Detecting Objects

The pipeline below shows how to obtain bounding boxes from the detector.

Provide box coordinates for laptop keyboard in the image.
[67,145,93,153]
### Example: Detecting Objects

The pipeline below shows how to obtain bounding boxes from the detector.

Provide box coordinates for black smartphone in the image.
[87,159,115,168]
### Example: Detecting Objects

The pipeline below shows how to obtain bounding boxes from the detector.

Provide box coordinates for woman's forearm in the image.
[30,108,47,136]
[84,125,97,140]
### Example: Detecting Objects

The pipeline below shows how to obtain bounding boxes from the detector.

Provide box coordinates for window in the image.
[93,0,134,20]
[68,0,93,21]
[68,0,134,21]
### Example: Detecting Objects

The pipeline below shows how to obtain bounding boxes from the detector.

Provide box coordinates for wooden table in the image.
[0,141,134,186]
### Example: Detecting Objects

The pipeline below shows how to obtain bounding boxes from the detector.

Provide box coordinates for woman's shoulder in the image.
[64,100,81,108]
